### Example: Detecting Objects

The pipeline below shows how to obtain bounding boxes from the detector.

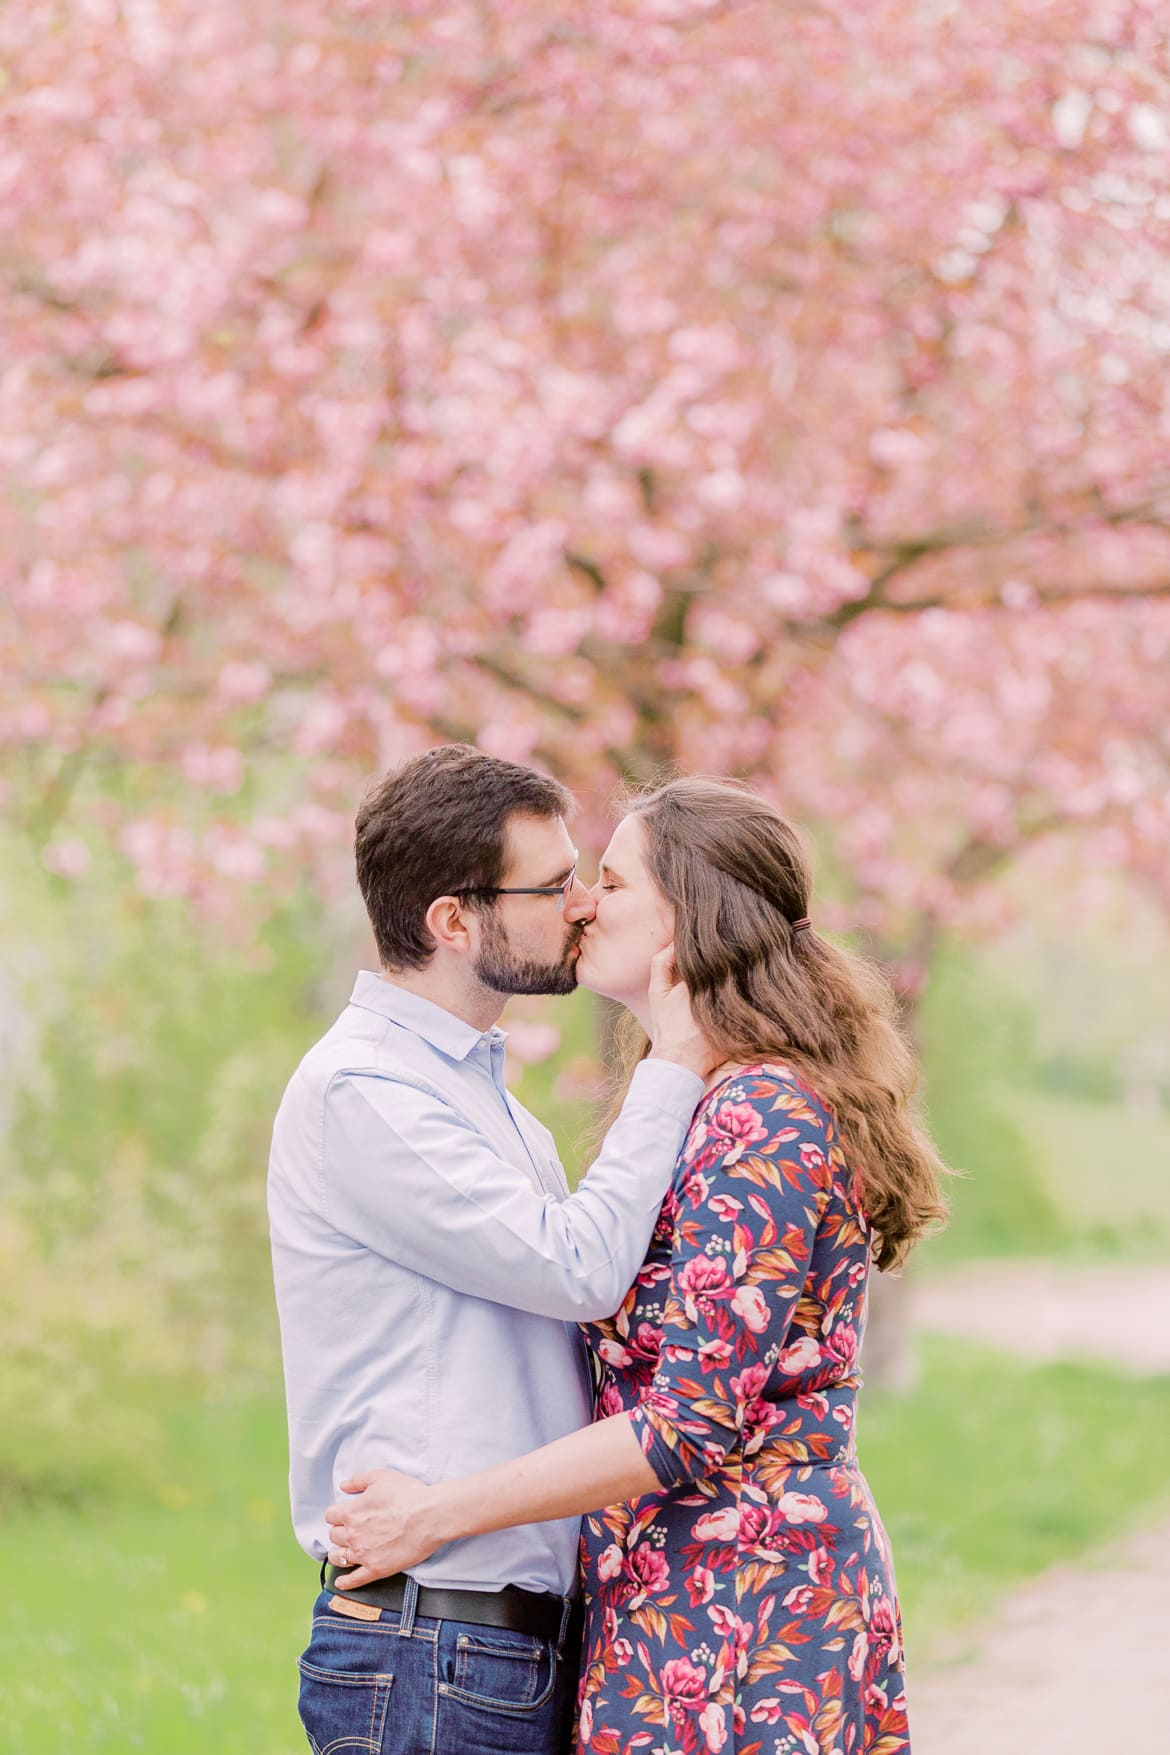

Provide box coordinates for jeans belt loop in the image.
[395,1574,419,1637]
[555,1594,572,1655]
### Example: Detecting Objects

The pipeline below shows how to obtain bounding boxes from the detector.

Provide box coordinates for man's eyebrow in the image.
[539,849,579,887]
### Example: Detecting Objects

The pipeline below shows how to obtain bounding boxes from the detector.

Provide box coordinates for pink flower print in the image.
[699,1701,729,1750]
[679,1254,732,1296]
[776,1491,828,1524]
[596,1543,624,1582]
[693,1504,739,1542]
[630,1321,665,1362]
[742,1400,779,1454]
[626,1543,670,1604]
[578,1696,593,1744]
[661,1655,707,1710]
[710,1101,769,1163]
[738,1502,769,1547]
[730,1284,769,1333]
[598,1381,624,1418]
[730,1362,771,1401]
[849,1630,869,1682]
[866,1681,889,1715]
[687,1565,717,1606]
[783,1583,815,1612]
[709,1193,743,1222]
[807,1545,832,1585]
[823,1325,858,1372]
[778,1334,822,1373]
[751,1699,783,1725]
[868,1593,902,1666]
[698,1337,733,1369]
[685,1170,712,1207]
[613,1637,634,1667]
[798,1140,827,1173]
[598,1337,633,1368]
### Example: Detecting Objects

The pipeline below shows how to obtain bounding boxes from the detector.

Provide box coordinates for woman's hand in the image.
[324,1469,444,1590]
[647,943,719,1079]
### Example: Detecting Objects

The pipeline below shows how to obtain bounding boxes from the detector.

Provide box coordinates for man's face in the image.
[472,813,596,997]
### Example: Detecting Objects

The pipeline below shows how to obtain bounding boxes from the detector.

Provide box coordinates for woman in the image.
[326,777,948,1754]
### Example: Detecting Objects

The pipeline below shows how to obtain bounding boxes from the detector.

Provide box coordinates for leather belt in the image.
[322,1565,579,1646]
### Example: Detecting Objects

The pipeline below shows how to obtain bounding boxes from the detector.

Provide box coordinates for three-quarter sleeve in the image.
[629,1073,834,1488]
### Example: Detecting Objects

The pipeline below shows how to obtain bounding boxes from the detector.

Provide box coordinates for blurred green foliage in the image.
[0,833,323,1509]
[916,946,1067,1262]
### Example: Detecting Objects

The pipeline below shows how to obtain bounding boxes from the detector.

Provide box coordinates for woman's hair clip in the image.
[791,916,812,934]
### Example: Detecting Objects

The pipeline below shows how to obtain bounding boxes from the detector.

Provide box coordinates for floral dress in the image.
[577,1066,909,1755]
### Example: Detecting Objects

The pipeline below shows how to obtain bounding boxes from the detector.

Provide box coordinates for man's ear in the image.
[424,895,475,956]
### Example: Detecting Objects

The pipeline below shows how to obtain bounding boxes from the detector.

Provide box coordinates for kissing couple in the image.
[268,743,946,1755]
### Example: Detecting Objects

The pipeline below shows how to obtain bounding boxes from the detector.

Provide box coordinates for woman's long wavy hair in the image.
[600,777,949,1271]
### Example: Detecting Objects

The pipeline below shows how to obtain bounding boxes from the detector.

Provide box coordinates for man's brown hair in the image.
[354,744,572,970]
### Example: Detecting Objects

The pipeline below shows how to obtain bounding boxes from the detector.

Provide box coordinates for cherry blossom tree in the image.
[3,0,1168,947]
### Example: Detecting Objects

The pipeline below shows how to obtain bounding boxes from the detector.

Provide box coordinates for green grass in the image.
[0,1391,309,1754]
[1006,1088,1170,1254]
[861,1337,1170,1652]
[1,1341,1169,1751]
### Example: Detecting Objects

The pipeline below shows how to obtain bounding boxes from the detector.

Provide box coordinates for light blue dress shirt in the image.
[267,970,702,1596]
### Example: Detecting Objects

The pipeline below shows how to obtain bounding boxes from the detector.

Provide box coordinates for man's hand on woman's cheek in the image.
[324,1467,441,1590]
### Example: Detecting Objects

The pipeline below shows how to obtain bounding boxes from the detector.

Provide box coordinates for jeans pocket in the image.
[446,1629,556,1714]
[297,1615,394,1754]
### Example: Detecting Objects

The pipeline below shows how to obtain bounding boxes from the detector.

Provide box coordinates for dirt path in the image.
[912,1258,1170,1372]
[906,1260,1170,1752]
[908,1511,1170,1753]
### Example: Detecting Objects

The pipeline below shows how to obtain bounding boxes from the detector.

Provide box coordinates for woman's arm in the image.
[325,1412,659,1590]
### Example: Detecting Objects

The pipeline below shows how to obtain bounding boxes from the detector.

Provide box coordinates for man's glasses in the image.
[461,862,579,914]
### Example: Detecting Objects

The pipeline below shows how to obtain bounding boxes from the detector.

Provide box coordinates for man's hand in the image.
[324,1468,444,1590]
[646,944,718,1079]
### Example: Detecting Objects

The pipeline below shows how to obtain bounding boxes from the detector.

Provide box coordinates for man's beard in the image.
[474,913,582,997]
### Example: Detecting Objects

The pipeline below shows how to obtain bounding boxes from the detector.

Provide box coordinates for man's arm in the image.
[321,1056,702,1322]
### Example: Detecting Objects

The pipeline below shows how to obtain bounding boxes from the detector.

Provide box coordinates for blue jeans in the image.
[297,1582,579,1755]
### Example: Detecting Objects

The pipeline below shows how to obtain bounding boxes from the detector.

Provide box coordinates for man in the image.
[268,744,708,1755]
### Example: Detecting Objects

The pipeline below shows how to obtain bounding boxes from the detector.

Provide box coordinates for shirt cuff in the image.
[626,1059,704,1119]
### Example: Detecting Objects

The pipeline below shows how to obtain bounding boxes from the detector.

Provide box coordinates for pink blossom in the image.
[778,1335,823,1374]
[730,1285,770,1333]
[626,1544,670,1601]
[687,1565,717,1606]
[776,1492,828,1525]
[731,1363,771,1401]
[596,1544,623,1582]
[660,1655,707,1705]
[698,1701,729,1750]
[807,1546,833,1585]
[710,1101,769,1153]
[679,1255,732,1297]
[693,1505,739,1542]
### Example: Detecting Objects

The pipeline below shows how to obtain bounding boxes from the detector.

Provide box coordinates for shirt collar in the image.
[348,970,506,1062]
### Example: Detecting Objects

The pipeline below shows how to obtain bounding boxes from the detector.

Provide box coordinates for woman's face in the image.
[576,813,675,1009]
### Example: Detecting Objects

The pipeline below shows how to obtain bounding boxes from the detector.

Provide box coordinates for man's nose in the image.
[563,877,597,923]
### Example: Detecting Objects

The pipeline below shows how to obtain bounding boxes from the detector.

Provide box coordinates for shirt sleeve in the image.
[629,1073,833,1488]
[321,1059,703,1322]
